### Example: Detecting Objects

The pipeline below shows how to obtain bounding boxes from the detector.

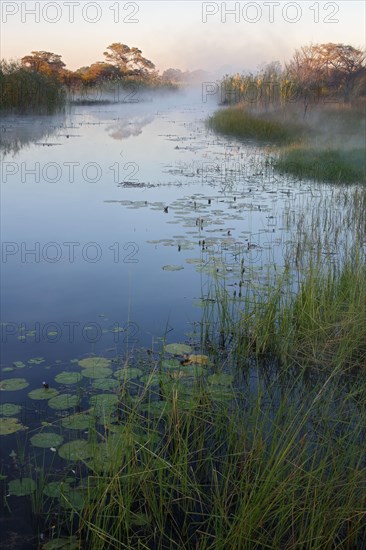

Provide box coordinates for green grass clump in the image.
[207,107,304,144]
[276,146,366,184]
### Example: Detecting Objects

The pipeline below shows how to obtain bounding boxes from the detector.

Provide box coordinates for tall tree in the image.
[286,43,365,103]
[103,43,155,76]
[21,51,65,78]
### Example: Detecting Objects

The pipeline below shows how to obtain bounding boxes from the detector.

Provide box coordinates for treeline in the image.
[0,43,177,113]
[219,43,366,111]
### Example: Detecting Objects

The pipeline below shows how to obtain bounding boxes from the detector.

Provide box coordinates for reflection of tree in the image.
[0,117,62,156]
[106,115,154,140]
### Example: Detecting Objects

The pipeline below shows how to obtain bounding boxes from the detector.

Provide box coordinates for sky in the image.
[1,1,365,75]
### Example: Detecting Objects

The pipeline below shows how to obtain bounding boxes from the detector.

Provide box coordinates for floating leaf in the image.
[61,413,91,430]
[55,372,82,385]
[43,481,71,498]
[48,394,80,410]
[89,394,118,416]
[0,378,29,391]
[58,439,93,461]
[30,432,64,448]
[8,477,36,496]
[28,388,59,400]
[114,367,143,380]
[161,359,181,369]
[92,378,119,391]
[2,367,14,372]
[13,361,26,369]
[165,343,192,355]
[208,373,234,386]
[59,486,87,510]
[43,536,79,549]
[78,357,111,369]
[162,265,184,271]
[0,417,27,435]
[182,354,209,366]
[81,367,113,379]
[0,403,21,416]
[28,357,45,365]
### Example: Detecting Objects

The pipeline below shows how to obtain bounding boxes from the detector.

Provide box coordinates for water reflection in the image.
[0,114,65,155]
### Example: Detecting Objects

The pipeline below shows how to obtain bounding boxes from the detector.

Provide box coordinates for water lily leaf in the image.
[59,487,87,510]
[30,432,64,448]
[61,413,92,430]
[2,367,14,372]
[8,477,36,496]
[58,439,93,461]
[140,373,162,385]
[182,354,209,366]
[0,417,27,435]
[13,361,26,369]
[114,367,143,380]
[89,394,118,416]
[165,343,192,355]
[43,536,79,550]
[162,265,184,271]
[0,403,21,416]
[28,388,59,400]
[161,359,181,369]
[28,357,45,365]
[43,481,71,498]
[208,373,234,386]
[78,357,111,369]
[92,378,119,391]
[0,378,29,391]
[55,372,82,385]
[81,367,113,379]
[48,394,80,410]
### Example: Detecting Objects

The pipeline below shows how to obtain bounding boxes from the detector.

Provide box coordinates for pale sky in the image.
[1,1,365,75]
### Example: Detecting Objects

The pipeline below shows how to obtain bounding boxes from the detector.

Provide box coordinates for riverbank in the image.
[207,104,366,184]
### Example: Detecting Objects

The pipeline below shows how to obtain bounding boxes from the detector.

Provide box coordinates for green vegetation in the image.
[207,107,306,144]
[0,61,65,114]
[208,42,366,184]
[276,146,366,184]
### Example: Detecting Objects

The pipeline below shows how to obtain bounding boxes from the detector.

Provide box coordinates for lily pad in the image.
[162,265,184,271]
[43,481,71,499]
[0,378,29,391]
[0,403,21,416]
[28,357,45,365]
[55,372,82,385]
[8,477,36,496]
[58,439,93,461]
[81,367,113,379]
[208,373,234,386]
[161,359,181,369]
[30,432,64,448]
[114,367,143,380]
[61,413,92,430]
[48,394,80,410]
[89,394,118,416]
[28,388,59,400]
[78,357,111,369]
[59,486,87,510]
[0,417,27,435]
[13,361,26,369]
[182,354,209,366]
[43,536,79,550]
[92,378,119,391]
[165,343,192,355]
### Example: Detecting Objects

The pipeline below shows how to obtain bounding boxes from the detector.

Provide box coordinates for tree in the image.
[286,43,366,104]
[103,43,155,76]
[21,51,65,78]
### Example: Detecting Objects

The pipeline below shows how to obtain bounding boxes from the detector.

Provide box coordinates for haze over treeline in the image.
[0,41,365,113]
